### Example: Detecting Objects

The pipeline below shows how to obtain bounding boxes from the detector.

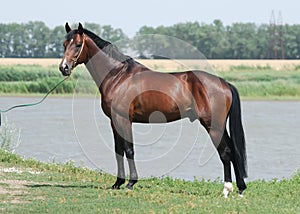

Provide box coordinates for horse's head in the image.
[59,23,87,76]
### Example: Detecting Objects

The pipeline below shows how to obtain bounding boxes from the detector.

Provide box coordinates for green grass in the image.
[0,65,97,95]
[1,64,300,99]
[0,149,299,213]
[217,69,300,99]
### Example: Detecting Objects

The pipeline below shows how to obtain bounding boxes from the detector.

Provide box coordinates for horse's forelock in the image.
[65,30,78,41]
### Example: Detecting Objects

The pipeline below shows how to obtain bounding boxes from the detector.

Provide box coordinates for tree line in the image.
[1,20,300,59]
[0,21,127,58]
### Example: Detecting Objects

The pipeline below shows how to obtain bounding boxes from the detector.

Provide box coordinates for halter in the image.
[72,35,86,68]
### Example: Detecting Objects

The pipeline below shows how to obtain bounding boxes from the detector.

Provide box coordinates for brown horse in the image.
[59,23,247,197]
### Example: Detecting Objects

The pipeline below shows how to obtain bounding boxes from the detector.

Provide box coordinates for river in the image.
[1,97,299,182]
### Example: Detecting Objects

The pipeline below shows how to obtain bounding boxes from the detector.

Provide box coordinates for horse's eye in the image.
[63,42,67,50]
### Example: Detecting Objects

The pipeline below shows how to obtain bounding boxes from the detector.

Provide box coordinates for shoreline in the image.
[0,149,299,212]
[1,93,300,101]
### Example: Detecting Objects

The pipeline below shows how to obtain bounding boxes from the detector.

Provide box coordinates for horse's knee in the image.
[125,148,134,159]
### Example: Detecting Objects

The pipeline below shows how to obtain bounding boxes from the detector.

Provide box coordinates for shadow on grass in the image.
[25,183,105,189]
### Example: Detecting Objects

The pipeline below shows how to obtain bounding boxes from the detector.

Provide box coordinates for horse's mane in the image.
[66,28,133,63]
[82,29,110,49]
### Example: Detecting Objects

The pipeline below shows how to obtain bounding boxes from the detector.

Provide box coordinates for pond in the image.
[1,97,299,181]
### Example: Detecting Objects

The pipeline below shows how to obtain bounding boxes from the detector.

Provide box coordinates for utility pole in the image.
[268,10,285,59]
[277,11,285,59]
[268,11,277,59]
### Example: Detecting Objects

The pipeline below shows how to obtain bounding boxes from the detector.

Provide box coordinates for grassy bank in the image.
[1,63,300,99]
[0,150,299,213]
[0,65,97,95]
[218,67,300,100]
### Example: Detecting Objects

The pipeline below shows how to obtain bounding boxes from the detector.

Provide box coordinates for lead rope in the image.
[0,76,70,126]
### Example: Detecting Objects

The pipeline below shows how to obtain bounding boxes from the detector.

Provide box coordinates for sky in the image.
[1,0,299,37]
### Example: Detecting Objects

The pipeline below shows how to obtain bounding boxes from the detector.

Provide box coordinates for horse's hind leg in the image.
[232,158,247,196]
[217,131,234,198]
[206,124,233,198]
[210,127,247,197]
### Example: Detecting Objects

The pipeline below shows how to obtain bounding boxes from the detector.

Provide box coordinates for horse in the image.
[59,23,247,197]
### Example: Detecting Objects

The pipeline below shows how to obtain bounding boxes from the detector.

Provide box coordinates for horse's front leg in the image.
[111,122,125,189]
[111,115,138,190]
[124,140,138,189]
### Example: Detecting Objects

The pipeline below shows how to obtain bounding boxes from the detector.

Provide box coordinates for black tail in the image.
[229,84,247,178]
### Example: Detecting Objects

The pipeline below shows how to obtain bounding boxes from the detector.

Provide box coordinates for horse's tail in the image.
[228,84,248,178]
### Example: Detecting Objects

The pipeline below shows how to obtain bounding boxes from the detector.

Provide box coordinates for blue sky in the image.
[1,0,299,37]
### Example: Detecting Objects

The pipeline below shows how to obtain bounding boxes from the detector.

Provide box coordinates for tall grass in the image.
[1,64,300,98]
[218,69,300,99]
[0,118,20,152]
[0,65,97,95]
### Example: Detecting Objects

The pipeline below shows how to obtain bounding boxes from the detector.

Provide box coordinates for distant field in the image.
[1,58,300,71]
[0,58,61,67]
[140,59,300,72]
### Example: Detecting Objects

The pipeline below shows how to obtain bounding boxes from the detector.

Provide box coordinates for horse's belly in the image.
[132,106,195,123]
[133,112,182,123]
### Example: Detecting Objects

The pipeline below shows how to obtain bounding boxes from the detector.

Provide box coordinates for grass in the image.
[1,62,300,99]
[218,69,300,99]
[0,65,97,95]
[0,149,299,213]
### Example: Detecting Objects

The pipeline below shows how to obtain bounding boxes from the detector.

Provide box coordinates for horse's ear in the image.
[78,22,83,35]
[65,22,72,33]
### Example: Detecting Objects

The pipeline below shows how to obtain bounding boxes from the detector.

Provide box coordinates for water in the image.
[1,96,299,182]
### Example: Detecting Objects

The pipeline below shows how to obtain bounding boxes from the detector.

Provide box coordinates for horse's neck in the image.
[85,38,123,89]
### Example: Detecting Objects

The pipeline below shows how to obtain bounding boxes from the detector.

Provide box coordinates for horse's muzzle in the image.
[59,61,72,76]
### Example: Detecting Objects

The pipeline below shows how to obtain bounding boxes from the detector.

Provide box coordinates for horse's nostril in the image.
[64,64,69,71]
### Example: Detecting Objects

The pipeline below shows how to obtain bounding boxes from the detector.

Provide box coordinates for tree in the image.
[25,21,50,57]
[46,26,65,58]
[1,21,300,59]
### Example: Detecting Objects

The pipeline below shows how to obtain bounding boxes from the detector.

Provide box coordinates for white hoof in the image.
[223,182,233,198]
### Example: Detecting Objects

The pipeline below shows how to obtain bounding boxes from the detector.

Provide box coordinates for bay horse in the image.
[59,23,247,197]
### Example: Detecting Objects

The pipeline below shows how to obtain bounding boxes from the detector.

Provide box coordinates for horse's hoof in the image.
[111,178,125,189]
[125,180,138,190]
[111,185,120,190]
[238,189,244,197]
[125,184,133,190]
[223,182,233,198]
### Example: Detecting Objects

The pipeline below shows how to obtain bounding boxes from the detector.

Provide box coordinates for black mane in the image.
[82,29,111,49]
[66,28,133,63]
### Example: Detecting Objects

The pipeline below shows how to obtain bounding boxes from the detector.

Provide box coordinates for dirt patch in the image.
[1,179,30,189]
[0,180,30,204]
[0,179,46,204]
